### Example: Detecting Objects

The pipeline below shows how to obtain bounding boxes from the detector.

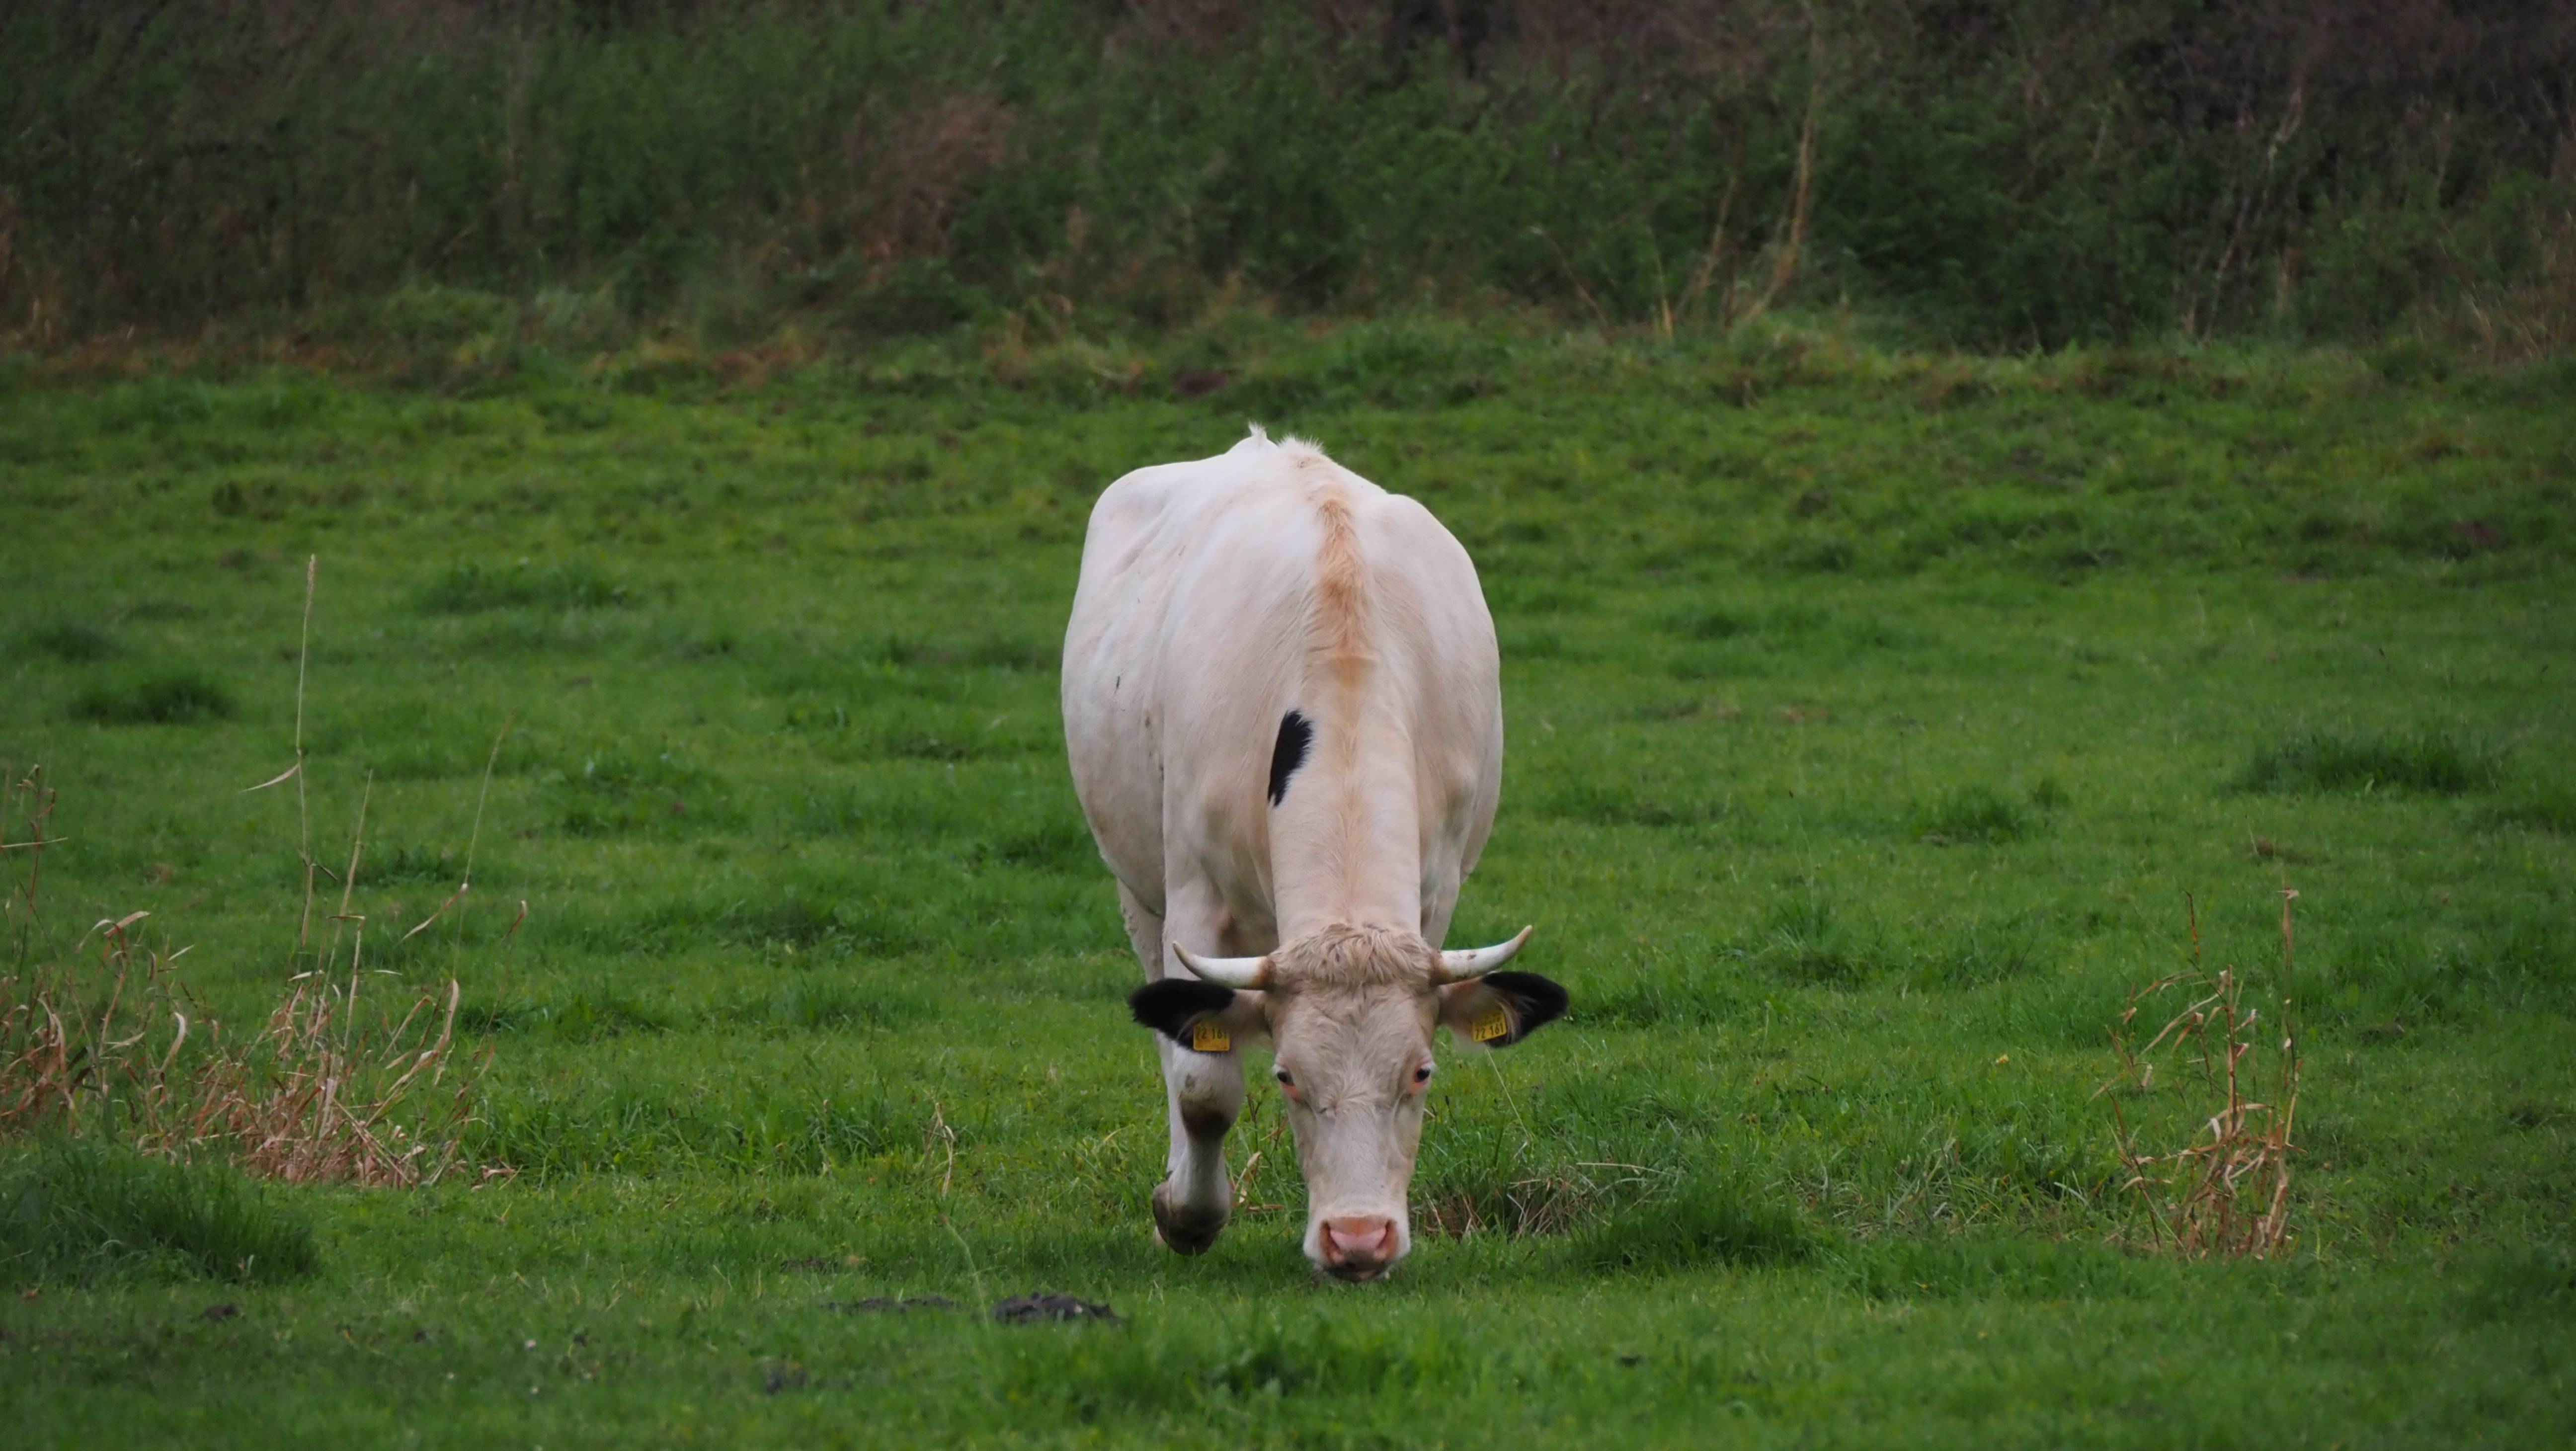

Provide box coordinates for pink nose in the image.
[1319,1215,1401,1277]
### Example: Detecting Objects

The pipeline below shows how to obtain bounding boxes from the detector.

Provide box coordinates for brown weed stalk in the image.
[0,764,487,1186]
[3,560,504,1184]
[2099,889,2303,1258]
[167,973,476,1187]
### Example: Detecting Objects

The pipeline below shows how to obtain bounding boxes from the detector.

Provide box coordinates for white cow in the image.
[1061,427,1566,1281]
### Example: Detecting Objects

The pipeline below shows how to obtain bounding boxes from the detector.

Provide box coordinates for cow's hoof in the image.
[1150,1182,1228,1256]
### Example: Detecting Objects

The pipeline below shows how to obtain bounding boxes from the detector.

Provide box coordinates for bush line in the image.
[3,0,2571,351]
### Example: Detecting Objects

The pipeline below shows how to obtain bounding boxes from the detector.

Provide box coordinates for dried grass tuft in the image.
[1416,1158,1673,1241]
[3,558,503,1187]
[2098,889,2303,1258]
[0,766,487,1186]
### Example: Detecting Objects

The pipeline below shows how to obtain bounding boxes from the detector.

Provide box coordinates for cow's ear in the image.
[1128,979,1267,1053]
[1438,971,1568,1048]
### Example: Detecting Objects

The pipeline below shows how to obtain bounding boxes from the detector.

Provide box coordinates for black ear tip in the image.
[1486,970,1569,1031]
[1128,977,1235,1038]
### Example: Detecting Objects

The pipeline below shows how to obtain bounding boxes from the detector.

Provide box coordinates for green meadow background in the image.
[2,317,2572,1444]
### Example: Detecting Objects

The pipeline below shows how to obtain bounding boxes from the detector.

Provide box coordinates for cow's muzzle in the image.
[1315,1214,1403,1281]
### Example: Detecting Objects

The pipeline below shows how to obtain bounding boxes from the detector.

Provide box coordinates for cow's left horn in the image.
[1173,946,1270,989]
[1435,926,1534,982]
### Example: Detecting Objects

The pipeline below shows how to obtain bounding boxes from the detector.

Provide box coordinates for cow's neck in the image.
[1267,688,1422,941]
[1267,477,1422,942]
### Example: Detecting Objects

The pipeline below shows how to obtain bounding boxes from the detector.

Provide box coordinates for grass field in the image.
[2,320,2573,1446]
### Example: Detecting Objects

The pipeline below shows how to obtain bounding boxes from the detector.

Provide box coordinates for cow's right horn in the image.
[1173,946,1270,989]
[1434,926,1534,982]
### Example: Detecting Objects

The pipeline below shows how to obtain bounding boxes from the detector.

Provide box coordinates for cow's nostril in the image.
[1322,1215,1400,1266]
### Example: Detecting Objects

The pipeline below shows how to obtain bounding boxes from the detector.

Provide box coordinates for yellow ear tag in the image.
[1470,1005,1511,1043]
[1191,1020,1232,1052]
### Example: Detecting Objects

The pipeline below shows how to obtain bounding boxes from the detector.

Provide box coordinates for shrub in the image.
[2,0,2568,350]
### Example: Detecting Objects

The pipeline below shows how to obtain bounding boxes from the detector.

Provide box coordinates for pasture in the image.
[2,322,2572,1445]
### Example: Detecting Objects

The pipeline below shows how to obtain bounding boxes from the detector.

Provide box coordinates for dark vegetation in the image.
[0,1139,319,1287]
[69,671,237,726]
[2236,728,2496,795]
[1573,1167,1822,1272]
[414,560,632,615]
[4,0,2572,353]
[22,622,115,664]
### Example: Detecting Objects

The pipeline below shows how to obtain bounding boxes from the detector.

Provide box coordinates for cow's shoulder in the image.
[1084,431,1340,553]
[1083,460,1201,545]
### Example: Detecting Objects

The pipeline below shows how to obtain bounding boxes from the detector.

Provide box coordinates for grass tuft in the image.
[1914,785,2031,845]
[24,621,115,663]
[6,720,489,1189]
[2460,1241,2576,1323]
[2236,729,2493,795]
[0,1138,319,1286]
[416,560,630,614]
[1571,1168,1821,1272]
[70,671,234,725]
[360,843,467,884]
[1841,1234,2147,1300]
[2482,780,2576,834]
[1739,891,1870,983]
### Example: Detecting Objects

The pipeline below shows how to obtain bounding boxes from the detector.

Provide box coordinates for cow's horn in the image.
[1435,926,1534,982]
[1173,946,1269,989]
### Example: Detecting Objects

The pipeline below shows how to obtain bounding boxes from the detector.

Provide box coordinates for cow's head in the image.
[1128,923,1565,1281]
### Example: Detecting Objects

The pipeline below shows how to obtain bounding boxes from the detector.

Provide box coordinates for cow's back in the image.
[1061,432,1501,937]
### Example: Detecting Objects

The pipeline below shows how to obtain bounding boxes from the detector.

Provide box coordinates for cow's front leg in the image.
[1151,1032,1243,1253]
[1145,881,1248,1254]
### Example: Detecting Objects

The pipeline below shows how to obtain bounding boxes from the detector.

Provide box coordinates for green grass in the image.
[21,621,116,663]
[67,669,236,726]
[2235,728,2497,795]
[0,1140,318,1287]
[0,322,2571,1445]
[412,559,633,615]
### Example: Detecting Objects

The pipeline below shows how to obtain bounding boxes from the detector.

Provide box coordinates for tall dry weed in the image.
[1,559,502,1186]
[0,767,487,1186]
[2099,889,2303,1258]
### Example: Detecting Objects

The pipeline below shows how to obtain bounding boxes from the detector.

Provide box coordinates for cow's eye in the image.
[1274,1068,1295,1089]
[1412,1064,1434,1085]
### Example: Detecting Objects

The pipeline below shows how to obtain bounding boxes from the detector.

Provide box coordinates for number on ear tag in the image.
[1470,1005,1511,1043]
[1191,1020,1232,1052]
